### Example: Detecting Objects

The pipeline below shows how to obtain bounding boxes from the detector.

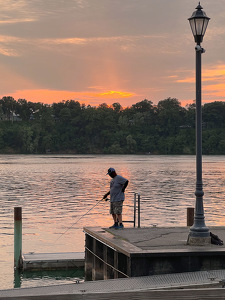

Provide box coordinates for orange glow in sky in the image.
[8,89,136,106]
[0,1,224,107]
[97,91,134,98]
[5,62,225,107]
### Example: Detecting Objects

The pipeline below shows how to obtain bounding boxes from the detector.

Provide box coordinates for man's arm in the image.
[122,180,129,193]
[103,191,110,199]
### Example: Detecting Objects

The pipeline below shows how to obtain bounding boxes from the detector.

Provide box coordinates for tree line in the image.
[0,96,224,155]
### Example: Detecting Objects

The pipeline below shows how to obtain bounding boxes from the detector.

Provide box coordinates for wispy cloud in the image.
[0,48,19,57]
[0,35,24,43]
[0,0,28,12]
[176,76,194,83]
[204,64,225,81]
[175,65,225,83]
[0,18,35,24]
[75,0,88,9]
[174,64,225,101]
[0,0,32,20]
[0,33,167,57]
[203,65,225,99]
[204,83,225,99]
[0,35,27,57]
[40,34,166,46]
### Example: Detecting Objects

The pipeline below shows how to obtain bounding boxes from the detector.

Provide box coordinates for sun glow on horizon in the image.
[2,88,136,106]
[97,90,134,98]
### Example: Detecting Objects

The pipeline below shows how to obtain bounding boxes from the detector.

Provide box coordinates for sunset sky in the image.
[0,0,224,107]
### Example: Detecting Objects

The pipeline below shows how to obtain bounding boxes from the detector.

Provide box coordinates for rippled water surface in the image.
[1,154,225,289]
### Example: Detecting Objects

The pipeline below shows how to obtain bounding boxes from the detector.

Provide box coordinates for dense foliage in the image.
[0,96,225,155]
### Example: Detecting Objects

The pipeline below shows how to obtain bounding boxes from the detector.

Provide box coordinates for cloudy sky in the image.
[0,0,224,107]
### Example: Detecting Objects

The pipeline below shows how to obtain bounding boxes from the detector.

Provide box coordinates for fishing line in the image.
[55,197,106,243]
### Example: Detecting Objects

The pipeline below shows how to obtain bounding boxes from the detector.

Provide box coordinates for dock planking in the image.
[2,270,225,299]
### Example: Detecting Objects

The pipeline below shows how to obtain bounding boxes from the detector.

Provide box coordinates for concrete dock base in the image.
[187,235,211,246]
[84,226,225,280]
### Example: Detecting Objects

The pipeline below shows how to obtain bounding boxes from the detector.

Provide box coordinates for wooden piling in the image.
[187,207,194,226]
[14,207,22,269]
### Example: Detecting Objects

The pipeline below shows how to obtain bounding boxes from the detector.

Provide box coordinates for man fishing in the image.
[103,167,129,229]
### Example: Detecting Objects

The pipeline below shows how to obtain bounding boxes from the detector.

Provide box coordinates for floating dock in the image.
[2,269,225,299]
[84,226,225,281]
[22,252,85,270]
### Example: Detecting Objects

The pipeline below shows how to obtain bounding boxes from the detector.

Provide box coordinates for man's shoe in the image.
[116,224,124,229]
[109,223,118,229]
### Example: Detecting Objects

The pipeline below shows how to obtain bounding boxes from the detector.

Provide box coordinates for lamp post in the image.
[187,3,211,245]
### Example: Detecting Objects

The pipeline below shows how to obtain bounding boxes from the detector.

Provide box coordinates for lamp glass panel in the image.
[195,18,204,36]
[201,19,209,36]
[189,18,196,36]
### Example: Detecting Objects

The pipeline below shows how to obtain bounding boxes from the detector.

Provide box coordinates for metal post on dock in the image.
[14,207,22,269]
[133,193,137,228]
[138,193,141,228]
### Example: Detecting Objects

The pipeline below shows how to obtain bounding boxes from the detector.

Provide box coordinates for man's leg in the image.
[112,214,117,223]
[117,214,122,224]
[116,201,124,228]
[109,211,118,228]
[116,214,124,229]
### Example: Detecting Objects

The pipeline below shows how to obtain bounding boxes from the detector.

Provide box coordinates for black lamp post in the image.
[187,3,211,245]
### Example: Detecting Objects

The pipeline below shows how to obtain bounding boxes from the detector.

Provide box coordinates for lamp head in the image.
[188,2,210,45]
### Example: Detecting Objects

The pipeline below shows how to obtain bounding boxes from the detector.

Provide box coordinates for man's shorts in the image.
[110,201,123,215]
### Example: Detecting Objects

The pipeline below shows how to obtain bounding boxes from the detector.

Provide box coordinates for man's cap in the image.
[106,167,115,175]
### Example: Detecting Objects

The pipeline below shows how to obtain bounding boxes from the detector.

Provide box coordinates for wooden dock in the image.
[20,226,225,277]
[84,226,225,281]
[22,252,85,270]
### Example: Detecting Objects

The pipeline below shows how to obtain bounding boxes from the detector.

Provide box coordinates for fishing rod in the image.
[55,197,107,242]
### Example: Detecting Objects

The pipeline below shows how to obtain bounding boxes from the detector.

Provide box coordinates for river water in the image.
[1,154,225,290]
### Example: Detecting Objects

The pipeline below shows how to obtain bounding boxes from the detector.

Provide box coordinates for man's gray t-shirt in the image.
[110,175,128,202]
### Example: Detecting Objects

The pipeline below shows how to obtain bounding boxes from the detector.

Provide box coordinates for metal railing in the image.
[123,193,140,228]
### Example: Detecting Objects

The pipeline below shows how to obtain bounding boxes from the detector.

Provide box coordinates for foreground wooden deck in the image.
[2,270,225,299]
